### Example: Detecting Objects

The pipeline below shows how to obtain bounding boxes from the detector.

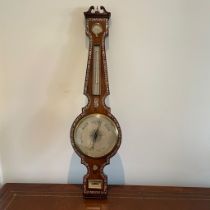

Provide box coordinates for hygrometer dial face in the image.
[73,114,119,158]
[91,23,103,37]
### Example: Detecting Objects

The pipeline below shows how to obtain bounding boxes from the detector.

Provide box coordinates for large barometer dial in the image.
[70,6,121,199]
[74,114,119,158]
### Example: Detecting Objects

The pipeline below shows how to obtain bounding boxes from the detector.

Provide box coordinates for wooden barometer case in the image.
[70,6,121,199]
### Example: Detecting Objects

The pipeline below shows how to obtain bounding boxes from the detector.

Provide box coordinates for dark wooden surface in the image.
[1,184,210,210]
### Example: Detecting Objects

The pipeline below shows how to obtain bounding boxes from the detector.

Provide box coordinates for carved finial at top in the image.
[84,6,111,19]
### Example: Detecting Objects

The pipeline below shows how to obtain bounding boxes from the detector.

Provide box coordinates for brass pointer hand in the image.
[91,121,102,149]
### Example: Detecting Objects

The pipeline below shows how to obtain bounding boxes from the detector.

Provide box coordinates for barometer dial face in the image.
[73,114,119,158]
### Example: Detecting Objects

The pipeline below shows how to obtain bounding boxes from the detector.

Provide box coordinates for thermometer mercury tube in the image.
[92,45,100,95]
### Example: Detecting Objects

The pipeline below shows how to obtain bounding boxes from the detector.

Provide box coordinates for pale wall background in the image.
[1,0,210,187]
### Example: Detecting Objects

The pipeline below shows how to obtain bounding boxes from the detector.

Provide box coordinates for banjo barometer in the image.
[70,6,121,198]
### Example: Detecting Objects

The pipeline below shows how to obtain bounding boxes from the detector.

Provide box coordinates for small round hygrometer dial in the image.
[91,23,103,37]
[73,114,119,158]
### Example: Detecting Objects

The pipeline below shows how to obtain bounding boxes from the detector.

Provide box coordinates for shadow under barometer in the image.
[68,152,125,185]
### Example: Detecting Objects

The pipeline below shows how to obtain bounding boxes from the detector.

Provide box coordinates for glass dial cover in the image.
[73,114,119,158]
